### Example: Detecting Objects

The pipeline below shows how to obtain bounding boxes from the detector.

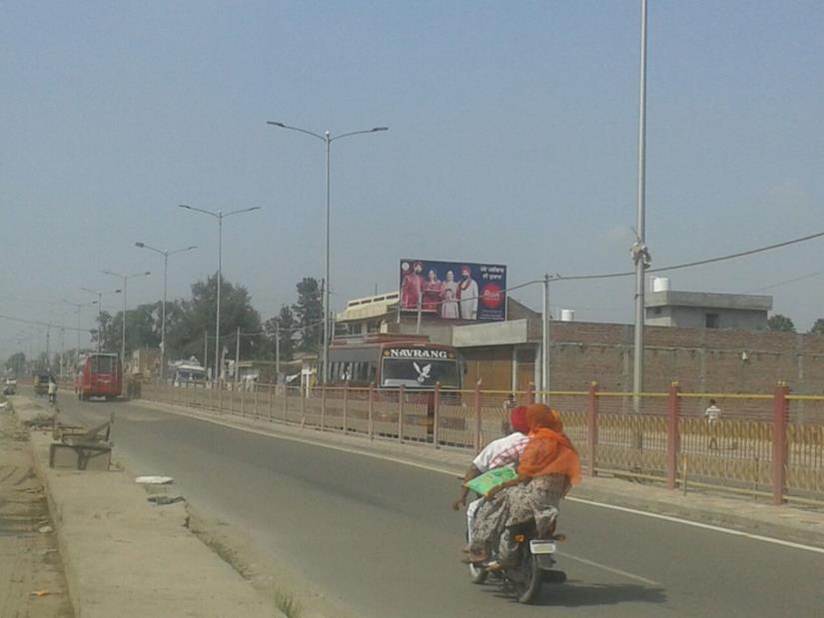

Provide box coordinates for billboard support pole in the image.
[415,297,422,334]
[542,274,550,401]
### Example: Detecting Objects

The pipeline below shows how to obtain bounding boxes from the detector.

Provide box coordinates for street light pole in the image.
[81,288,121,352]
[266,121,388,384]
[178,205,260,385]
[102,271,151,372]
[135,242,197,381]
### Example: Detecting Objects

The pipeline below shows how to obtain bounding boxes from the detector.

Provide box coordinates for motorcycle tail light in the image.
[513,534,526,543]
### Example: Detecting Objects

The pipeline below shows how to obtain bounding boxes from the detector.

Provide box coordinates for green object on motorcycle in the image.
[464,466,517,497]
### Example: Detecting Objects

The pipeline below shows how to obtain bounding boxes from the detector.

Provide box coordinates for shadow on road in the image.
[484,581,667,608]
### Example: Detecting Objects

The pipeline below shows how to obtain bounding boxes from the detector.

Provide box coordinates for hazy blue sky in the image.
[2,1,823,358]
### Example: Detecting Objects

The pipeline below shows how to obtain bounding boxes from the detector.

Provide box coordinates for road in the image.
[53,392,823,617]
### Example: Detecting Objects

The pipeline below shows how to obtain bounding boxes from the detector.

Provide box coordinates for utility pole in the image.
[203,330,209,381]
[542,274,551,400]
[235,326,241,388]
[632,0,650,406]
[275,320,280,380]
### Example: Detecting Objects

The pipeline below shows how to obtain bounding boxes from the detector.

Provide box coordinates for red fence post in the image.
[473,380,483,452]
[432,383,441,449]
[398,385,405,443]
[343,384,349,434]
[666,382,681,490]
[588,381,599,477]
[368,385,374,440]
[772,382,789,506]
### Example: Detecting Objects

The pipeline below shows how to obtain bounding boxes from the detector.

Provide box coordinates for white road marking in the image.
[567,497,824,556]
[556,552,661,586]
[134,401,824,557]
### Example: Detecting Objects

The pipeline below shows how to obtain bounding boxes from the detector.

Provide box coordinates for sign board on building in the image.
[398,259,507,322]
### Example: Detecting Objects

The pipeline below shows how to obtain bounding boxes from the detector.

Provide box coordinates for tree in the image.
[265,305,296,363]
[768,314,796,333]
[810,319,824,335]
[165,275,264,367]
[91,311,117,351]
[293,277,322,353]
[5,352,26,376]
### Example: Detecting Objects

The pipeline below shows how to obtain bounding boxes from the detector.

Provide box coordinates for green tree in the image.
[265,305,296,363]
[293,278,322,353]
[105,303,163,358]
[92,311,117,351]
[166,275,264,366]
[5,351,26,376]
[768,314,796,333]
[810,319,824,335]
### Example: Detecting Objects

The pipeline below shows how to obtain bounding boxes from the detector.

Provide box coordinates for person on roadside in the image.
[452,406,531,546]
[467,404,581,567]
[47,376,58,405]
[705,398,722,450]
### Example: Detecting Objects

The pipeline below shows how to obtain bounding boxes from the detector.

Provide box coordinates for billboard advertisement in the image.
[399,259,507,322]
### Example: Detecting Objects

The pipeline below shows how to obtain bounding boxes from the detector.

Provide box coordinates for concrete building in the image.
[644,279,772,330]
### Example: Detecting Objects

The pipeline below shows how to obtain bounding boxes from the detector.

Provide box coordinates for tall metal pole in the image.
[204,330,208,380]
[323,132,331,385]
[275,320,280,379]
[161,252,168,382]
[633,0,649,401]
[216,212,223,386]
[542,274,550,400]
[121,276,128,372]
[97,292,103,352]
[235,326,241,387]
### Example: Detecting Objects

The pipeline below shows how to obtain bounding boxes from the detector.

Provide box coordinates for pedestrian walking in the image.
[705,398,721,450]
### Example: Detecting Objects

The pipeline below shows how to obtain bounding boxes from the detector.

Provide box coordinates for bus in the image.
[327,334,463,390]
[75,353,122,400]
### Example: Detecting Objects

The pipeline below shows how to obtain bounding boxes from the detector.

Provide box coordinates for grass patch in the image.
[274,588,302,618]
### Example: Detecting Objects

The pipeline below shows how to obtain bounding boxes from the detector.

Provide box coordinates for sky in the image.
[2,1,823,359]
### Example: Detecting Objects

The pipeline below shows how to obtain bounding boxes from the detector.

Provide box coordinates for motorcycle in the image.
[467,516,566,604]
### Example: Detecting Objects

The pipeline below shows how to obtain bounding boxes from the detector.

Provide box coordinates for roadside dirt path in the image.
[0,408,73,617]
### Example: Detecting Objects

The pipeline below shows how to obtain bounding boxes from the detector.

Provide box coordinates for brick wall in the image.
[547,321,824,395]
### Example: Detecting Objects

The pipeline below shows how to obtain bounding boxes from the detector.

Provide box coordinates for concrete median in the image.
[20,397,279,618]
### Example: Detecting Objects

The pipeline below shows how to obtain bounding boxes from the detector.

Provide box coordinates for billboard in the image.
[399,259,507,322]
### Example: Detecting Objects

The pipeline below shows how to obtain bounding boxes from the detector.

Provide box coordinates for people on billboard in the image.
[422,269,444,312]
[400,261,424,310]
[458,266,479,320]
[441,270,460,319]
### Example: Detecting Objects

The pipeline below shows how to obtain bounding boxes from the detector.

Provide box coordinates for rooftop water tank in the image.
[560,309,575,322]
[652,277,671,293]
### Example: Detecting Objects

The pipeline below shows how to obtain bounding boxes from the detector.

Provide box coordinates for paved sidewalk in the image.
[135,397,824,551]
[15,396,278,618]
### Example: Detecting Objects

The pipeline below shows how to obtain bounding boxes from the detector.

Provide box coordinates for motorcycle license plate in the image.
[529,540,556,555]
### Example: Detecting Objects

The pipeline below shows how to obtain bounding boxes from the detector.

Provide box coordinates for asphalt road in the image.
[54,393,823,617]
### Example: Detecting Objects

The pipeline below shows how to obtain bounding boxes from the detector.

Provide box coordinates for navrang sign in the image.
[398,259,507,322]
[384,348,453,360]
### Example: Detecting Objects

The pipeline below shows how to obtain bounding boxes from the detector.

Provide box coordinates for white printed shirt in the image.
[472,432,529,473]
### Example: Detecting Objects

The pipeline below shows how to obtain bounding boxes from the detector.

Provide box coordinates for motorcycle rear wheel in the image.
[510,553,542,604]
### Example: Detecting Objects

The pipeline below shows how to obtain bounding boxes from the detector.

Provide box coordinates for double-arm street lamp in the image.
[62,298,98,370]
[266,121,388,384]
[101,270,151,370]
[80,287,122,352]
[178,204,261,383]
[135,242,197,381]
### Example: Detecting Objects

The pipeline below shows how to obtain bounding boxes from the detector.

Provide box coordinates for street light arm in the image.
[178,204,219,218]
[135,242,165,256]
[224,206,262,218]
[331,127,389,142]
[266,121,325,142]
[167,245,197,257]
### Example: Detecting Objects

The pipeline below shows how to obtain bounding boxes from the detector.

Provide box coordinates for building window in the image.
[705,313,719,329]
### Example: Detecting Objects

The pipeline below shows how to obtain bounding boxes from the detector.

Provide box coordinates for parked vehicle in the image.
[466,515,566,604]
[75,353,122,400]
[33,373,50,397]
[3,378,16,396]
[172,360,208,387]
